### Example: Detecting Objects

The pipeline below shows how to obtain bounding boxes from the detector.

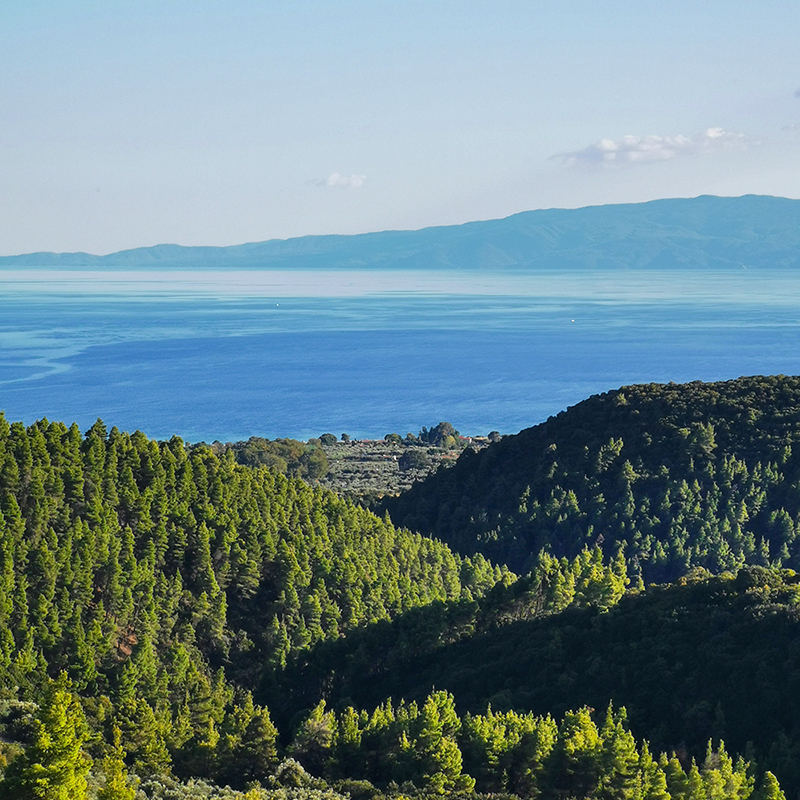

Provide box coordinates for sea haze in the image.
[1,265,799,442]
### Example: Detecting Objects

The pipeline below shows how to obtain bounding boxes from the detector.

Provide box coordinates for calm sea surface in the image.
[1,267,799,441]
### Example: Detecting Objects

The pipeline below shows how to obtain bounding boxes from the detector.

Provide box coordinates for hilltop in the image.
[383,375,800,579]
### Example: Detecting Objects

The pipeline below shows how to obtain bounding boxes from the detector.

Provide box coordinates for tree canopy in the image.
[384,376,800,579]
[1,379,799,800]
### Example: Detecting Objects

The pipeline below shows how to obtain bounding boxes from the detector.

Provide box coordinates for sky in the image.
[2,0,800,256]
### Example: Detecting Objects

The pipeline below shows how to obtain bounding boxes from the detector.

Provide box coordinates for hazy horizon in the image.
[0,191,781,258]
[4,2,800,256]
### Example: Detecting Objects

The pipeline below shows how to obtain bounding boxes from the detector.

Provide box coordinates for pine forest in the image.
[1,376,800,800]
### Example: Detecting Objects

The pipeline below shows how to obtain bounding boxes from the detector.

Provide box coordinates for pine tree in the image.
[0,674,92,800]
[412,691,474,793]
[97,724,136,800]
[290,699,337,775]
[230,705,280,786]
[755,772,786,800]
[547,707,602,799]
[598,704,639,800]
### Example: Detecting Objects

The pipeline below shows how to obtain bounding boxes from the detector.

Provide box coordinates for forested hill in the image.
[0,415,506,779]
[382,375,800,580]
[278,565,800,795]
[0,410,795,800]
[3,195,800,270]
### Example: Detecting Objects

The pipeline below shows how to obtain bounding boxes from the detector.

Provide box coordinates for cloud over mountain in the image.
[555,128,749,167]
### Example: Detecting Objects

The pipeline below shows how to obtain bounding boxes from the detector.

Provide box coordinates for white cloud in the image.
[315,172,366,188]
[554,128,750,167]
[782,122,800,132]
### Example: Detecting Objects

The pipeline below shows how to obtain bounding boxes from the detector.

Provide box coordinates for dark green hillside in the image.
[266,545,628,725]
[383,375,800,579]
[0,414,505,779]
[290,566,800,795]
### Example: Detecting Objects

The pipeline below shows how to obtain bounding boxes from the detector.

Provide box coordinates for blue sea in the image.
[1,267,800,442]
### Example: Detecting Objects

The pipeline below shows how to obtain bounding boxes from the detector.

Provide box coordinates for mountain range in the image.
[3,194,800,271]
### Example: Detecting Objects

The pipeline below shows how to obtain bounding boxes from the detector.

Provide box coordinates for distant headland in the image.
[3,194,800,271]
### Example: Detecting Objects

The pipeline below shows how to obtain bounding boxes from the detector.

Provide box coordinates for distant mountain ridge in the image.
[4,194,800,270]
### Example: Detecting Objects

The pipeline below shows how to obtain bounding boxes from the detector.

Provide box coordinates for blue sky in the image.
[2,0,800,254]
